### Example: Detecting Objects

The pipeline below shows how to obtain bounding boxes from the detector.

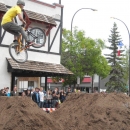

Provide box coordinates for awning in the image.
[7,58,73,77]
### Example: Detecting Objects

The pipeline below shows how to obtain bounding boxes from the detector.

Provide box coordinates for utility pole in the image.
[91,75,94,93]
[59,0,61,4]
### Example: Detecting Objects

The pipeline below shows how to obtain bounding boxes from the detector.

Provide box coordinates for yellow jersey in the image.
[1,5,21,25]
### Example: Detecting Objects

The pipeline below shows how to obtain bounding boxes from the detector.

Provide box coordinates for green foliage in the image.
[60,27,111,87]
[105,23,127,92]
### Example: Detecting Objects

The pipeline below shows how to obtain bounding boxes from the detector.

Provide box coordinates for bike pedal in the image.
[25,45,30,49]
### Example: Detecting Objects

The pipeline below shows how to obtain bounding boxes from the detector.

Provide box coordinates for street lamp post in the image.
[111,17,130,96]
[70,8,97,93]
[71,8,97,33]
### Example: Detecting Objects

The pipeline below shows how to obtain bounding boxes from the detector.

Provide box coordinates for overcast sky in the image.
[40,0,130,48]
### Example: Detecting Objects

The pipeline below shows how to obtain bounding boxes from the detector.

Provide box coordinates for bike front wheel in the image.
[28,27,46,48]
[9,43,28,63]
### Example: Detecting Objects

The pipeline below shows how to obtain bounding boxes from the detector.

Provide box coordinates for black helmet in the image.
[17,0,25,6]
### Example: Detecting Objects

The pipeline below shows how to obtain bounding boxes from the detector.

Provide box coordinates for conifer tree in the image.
[105,22,127,92]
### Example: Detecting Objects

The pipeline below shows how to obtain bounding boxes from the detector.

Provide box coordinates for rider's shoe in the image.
[13,40,18,43]
[27,42,34,46]
[25,42,33,49]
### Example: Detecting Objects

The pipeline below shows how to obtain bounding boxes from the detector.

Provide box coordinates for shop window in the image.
[18,81,28,92]
[28,81,34,90]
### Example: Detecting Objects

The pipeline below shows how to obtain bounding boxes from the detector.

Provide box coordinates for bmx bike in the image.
[9,25,46,63]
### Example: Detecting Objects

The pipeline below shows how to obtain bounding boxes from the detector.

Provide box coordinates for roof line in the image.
[29,0,64,8]
[6,58,73,75]
[53,3,64,8]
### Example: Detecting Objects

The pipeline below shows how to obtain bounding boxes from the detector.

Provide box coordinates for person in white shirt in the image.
[39,87,44,108]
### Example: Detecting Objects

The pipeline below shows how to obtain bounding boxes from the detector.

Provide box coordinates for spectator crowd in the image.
[0,86,76,108]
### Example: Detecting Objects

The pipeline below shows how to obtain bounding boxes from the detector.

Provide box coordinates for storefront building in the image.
[0,0,73,93]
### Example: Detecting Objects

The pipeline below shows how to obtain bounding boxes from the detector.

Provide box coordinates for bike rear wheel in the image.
[9,42,28,63]
[28,27,46,48]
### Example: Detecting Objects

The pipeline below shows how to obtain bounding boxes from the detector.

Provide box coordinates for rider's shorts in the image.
[2,22,21,36]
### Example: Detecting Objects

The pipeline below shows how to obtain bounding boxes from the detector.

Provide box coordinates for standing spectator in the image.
[32,87,40,107]
[31,88,35,99]
[0,89,2,96]
[11,86,19,96]
[22,91,26,96]
[66,87,72,96]
[5,87,10,97]
[0,89,5,96]
[60,89,66,103]
[74,88,77,93]
[27,89,31,97]
[46,90,52,108]
[77,89,81,93]
[4,87,6,93]
[39,87,44,108]
[52,87,60,108]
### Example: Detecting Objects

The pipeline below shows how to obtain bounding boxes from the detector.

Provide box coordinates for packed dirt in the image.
[0,96,62,130]
[0,93,130,130]
[52,93,130,130]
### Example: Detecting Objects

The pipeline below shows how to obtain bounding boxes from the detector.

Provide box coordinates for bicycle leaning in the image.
[9,25,46,63]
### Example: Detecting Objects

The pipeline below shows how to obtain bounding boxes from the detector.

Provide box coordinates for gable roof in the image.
[0,3,7,12]
[25,10,56,26]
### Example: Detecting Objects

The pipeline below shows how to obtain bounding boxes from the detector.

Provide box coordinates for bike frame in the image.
[17,28,38,52]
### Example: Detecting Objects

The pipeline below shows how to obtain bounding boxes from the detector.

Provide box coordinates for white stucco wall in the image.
[0,47,11,90]
[2,0,61,17]
[0,0,62,63]
[0,0,62,90]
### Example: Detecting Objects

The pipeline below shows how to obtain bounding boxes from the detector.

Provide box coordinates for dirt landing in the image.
[0,96,62,130]
[1,93,130,130]
[52,93,130,130]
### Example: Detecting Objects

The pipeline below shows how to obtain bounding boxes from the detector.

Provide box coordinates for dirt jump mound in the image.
[0,96,62,130]
[0,93,130,130]
[52,93,130,130]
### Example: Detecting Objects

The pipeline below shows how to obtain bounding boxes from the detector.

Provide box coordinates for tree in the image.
[105,23,127,92]
[61,27,111,87]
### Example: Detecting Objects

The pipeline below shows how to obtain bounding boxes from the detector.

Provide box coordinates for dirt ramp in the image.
[52,93,130,130]
[0,96,62,130]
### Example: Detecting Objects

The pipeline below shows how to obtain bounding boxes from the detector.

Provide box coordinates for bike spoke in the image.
[9,43,28,63]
